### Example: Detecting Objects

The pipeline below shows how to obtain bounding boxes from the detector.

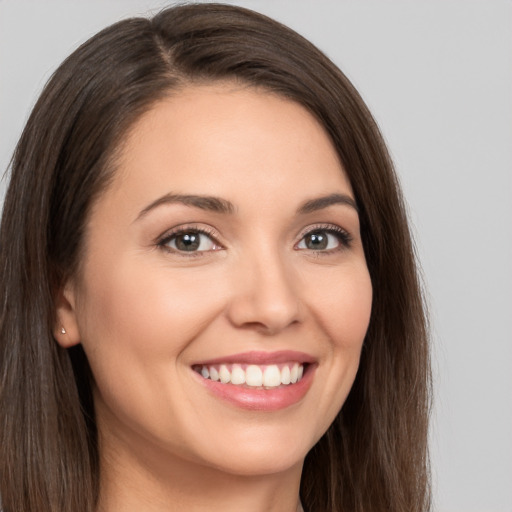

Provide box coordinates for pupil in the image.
[307,232,327,250]
[176,233,200,251]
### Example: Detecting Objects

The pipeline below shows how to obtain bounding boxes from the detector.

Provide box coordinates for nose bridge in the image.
[227,237,301,333]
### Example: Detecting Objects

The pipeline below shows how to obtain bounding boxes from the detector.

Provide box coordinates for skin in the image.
[55,83,373,512]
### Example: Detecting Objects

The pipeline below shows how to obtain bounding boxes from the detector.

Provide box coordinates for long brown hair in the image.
[0,4,431,511]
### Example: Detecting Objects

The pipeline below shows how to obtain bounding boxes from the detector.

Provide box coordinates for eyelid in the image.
[156,224,224,253]
[294,223,353,251]
[155,222,352,256]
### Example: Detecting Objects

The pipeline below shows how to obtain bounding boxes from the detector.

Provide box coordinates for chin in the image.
[188,424,316,477]
[207,451,305,478]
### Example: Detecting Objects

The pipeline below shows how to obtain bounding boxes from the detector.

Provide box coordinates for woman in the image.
[0,4,431,512]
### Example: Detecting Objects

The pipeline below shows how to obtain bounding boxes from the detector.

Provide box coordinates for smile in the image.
[191,351,316,411]
[193,362,305,388]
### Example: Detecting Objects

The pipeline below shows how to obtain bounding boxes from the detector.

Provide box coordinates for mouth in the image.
[191,351,316,411]
[192,362,306,389]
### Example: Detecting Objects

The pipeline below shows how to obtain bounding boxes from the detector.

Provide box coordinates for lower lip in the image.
[192,365,316,411]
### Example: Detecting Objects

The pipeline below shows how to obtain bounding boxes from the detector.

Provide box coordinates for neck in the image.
[96,426,304,512]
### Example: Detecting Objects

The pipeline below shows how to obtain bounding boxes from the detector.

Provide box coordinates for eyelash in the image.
[156,223,353,256]
[295,224,353,254]
[157,225,222,257]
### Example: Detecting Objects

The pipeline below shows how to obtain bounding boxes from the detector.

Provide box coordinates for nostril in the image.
[226,291,302,335]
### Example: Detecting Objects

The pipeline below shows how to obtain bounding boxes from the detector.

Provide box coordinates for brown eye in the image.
[163,230,218,252]
[303,232,329,250]
[175,233,201,251]
[296,228,351,252]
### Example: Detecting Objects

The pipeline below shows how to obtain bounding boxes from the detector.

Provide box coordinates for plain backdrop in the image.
[1,1,511,511]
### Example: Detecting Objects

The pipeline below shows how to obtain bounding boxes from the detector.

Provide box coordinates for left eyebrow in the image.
[297,193,358,214]
[135,193,236,221]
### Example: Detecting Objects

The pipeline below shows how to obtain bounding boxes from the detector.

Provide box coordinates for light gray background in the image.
[1,1,511,511]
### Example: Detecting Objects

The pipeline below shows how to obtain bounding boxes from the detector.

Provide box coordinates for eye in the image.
[296,227,352,252]
[159,228,222,253]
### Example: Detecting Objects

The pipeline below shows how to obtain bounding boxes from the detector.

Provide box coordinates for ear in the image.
[54,279,81,348]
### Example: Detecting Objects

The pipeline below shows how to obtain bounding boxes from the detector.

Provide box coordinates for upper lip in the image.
[193,350,316,366]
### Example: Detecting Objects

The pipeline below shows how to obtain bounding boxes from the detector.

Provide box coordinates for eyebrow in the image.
[136,193,236,220]
[297,193,358,214]
[136,191,358,221]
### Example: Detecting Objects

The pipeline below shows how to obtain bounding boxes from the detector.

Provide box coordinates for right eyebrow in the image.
[135,193,236,221]
[297,193,358,214]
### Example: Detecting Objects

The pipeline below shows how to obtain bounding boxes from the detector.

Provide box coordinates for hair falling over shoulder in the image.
[0,4,431,511]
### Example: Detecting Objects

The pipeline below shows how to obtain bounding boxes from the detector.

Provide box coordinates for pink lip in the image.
[193,350,316,366]
[191,351,317,412]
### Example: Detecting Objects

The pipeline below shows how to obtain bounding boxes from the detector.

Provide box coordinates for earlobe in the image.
[54,280,81,348]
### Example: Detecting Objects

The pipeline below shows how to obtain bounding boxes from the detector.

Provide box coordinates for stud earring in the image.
[61,327,66,334]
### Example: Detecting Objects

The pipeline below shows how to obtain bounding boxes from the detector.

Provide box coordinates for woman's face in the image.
[58,83,372,477]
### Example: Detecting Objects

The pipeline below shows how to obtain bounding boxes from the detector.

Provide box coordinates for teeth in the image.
[290,363,299,384]
[219,364,231,384]
[246,365,263,386]
[198,362,306,388]
[281,365,291,385]
[230,364,246,385]
[209,366,219,381]
[263,365,281,387]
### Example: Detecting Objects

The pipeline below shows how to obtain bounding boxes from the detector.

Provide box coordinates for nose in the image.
[226,249,302,335]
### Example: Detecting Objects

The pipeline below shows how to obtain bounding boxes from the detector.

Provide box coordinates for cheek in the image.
[74,258,231,442]
[307,262,373,349]
[302,261,372,423]
[74,258,229,409]
[77,257,225,354]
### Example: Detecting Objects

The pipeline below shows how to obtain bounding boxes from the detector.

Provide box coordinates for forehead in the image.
[108,83,353,211]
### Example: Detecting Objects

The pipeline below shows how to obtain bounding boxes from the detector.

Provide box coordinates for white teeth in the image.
[230,364,246,385]
[219,364,231,384]
[281,365,291,385]
[209,366,219,381]
[197,362,306,388]
[290,363,299,384]
[263,365,281,387]
[245,365,263,386]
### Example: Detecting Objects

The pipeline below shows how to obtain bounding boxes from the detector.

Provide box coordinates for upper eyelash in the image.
[297,224,353,251]
[156,225,221,253]
[155,223,352,255]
